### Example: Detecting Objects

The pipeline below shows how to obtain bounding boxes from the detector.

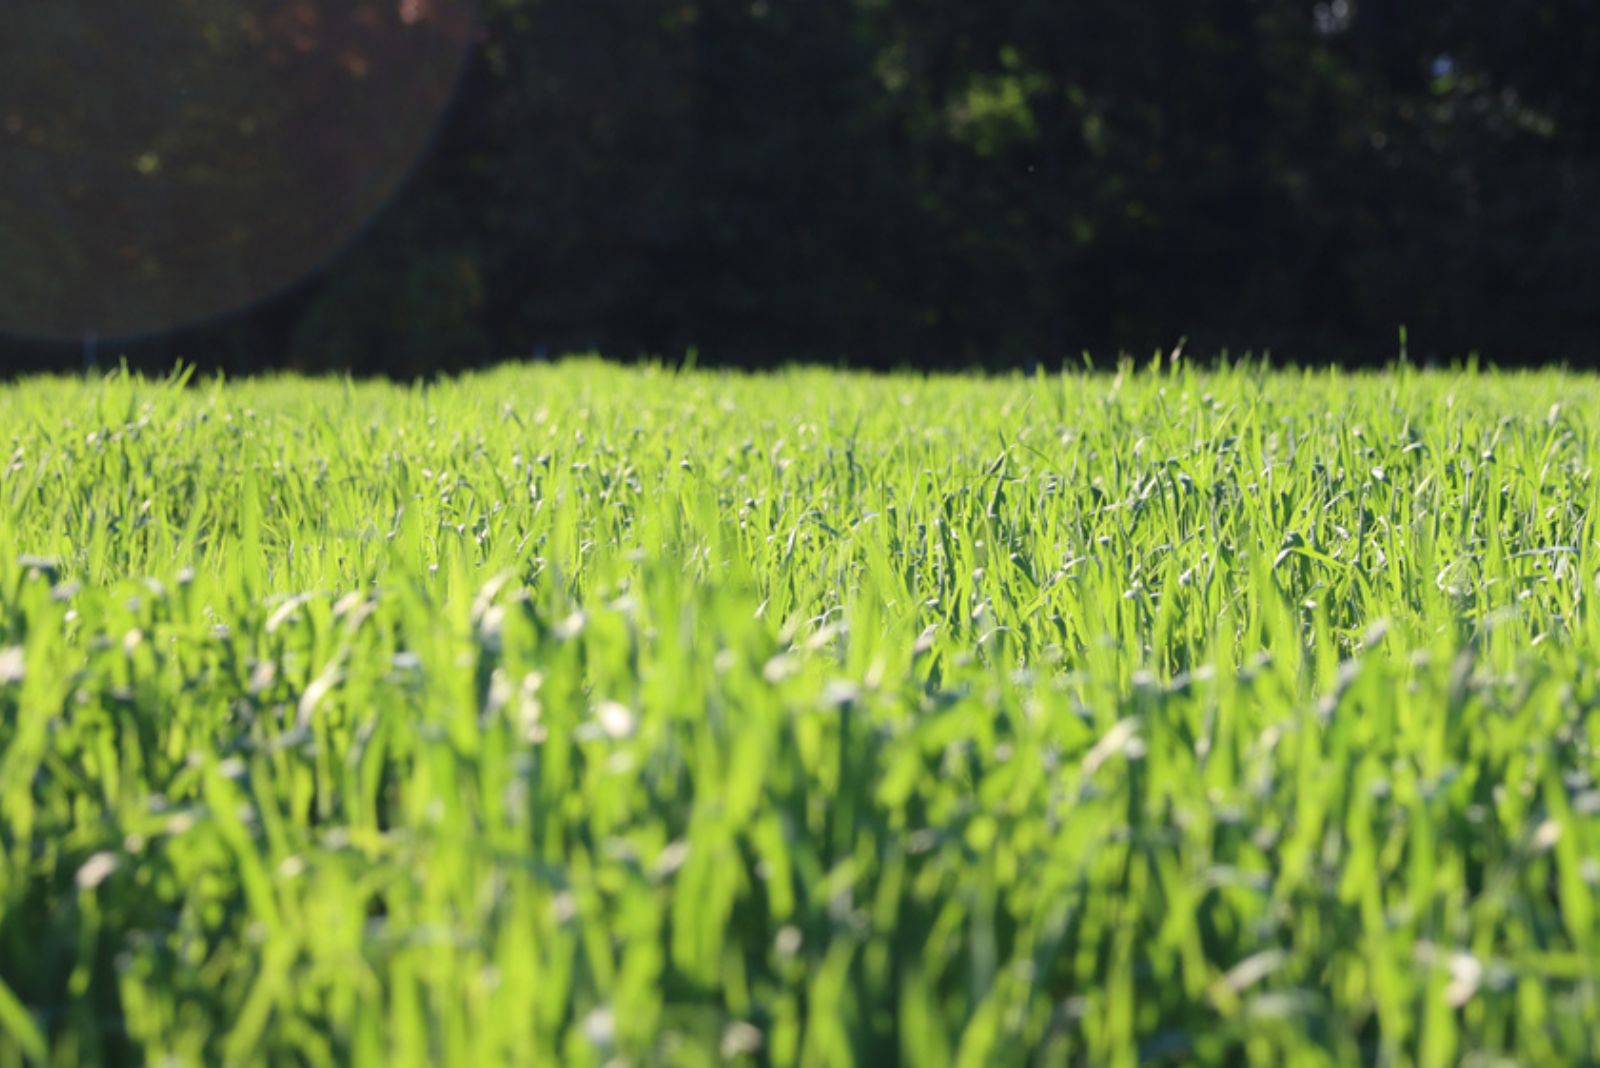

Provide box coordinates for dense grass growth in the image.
[3,361,1600,1066]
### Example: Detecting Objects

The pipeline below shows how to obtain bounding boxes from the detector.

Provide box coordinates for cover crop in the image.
[2,360,1600,1065]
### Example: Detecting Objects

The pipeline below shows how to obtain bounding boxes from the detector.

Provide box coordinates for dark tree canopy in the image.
[2,0,1596,374]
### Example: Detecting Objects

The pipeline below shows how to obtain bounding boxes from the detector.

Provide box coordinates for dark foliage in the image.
[3,0,1597,374]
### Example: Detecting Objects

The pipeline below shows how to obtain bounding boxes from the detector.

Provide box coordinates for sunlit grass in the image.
[3,359,1600,1065]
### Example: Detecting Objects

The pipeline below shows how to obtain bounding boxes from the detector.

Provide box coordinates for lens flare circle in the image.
[0,0,475,342]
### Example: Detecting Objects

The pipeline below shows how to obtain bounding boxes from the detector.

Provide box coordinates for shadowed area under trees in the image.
[2,0,1597,375]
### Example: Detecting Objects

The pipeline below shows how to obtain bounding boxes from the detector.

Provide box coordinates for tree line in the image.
[4,0,1597,374]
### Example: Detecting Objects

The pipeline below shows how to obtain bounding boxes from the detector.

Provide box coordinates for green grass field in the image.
[4,360,1600,1066]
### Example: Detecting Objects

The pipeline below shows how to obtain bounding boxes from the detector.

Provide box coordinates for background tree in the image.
[2,0,1596,375]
